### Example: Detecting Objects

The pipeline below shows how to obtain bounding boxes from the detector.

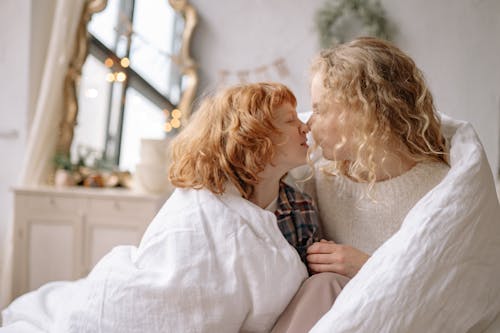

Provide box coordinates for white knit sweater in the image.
[305,161,450,254]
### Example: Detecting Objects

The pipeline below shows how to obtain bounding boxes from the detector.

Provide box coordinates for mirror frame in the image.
[57,0,198,155]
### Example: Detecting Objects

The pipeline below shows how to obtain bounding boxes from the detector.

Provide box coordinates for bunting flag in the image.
[217,57,291,86]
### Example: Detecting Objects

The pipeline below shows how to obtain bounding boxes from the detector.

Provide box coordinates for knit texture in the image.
[306,161,450,254]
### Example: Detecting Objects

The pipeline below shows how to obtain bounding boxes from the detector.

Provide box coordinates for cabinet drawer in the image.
[87,198,158,219]
[20,194,79,215]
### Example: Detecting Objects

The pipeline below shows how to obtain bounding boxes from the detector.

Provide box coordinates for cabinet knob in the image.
[113,201,121,210]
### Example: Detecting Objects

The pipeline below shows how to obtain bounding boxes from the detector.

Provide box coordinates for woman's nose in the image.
[300,122,309,134]
[306,116,313,129]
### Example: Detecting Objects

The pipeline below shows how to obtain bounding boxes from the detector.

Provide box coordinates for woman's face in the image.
[272,103,309,170]
[309,73,357,161]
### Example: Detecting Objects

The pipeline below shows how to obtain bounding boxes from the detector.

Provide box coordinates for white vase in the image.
[54,169,75,187]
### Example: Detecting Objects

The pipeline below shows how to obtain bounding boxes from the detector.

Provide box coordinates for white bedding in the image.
[3,115,499,333]
[311,115,500,332]
[1,185,308,332]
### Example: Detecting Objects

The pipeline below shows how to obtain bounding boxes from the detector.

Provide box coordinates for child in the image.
[2,82,319,333]
[169,82,320,265]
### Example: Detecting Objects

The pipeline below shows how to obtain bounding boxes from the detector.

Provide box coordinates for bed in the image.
[2,115,499,332]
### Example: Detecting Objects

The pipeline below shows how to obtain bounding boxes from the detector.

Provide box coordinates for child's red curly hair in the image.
[169,82,297,199]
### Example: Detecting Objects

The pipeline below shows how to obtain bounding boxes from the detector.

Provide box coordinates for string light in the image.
[103,54,180,133]
[105,73,115,82]
[116,72,127,82]
[120,57,130,68]
[104,58,114,67]
[171,109,181,119]
[171,118,181,128]
[103,57,131,84]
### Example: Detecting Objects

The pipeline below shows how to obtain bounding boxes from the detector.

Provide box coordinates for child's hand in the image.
[306,239,370,278]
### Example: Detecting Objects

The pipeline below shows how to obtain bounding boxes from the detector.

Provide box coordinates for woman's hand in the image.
[306,239,370,278]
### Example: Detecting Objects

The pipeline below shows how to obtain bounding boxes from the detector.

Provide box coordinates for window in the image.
[73,0,182,172]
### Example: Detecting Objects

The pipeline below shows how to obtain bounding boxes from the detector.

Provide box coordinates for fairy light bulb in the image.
[120,57,130,68]
[105,72,115,82]
[116,72,127,82]
[171,109,182,119]
[171,118,181,128]
[104,58,114,67]
[164,122,173,132]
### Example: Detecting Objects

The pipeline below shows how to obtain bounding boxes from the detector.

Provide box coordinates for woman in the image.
[1,82,319,333]
[272,37,450,332]
[306,37,449,276]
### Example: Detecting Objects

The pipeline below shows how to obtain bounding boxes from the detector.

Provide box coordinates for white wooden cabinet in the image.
[11,186,168,299]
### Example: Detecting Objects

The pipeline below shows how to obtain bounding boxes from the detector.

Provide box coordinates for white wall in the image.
[191,0,324,112]
[0,0,56,298]
[190,0,500,180]
[0,0,31,272]
[383,0,500,181]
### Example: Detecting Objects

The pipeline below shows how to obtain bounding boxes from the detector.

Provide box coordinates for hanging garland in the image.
[315,0,393,48]
[217,57,290,86]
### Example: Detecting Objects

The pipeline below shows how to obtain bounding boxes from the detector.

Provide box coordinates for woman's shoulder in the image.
[405,161,450,184]
[365,161,450,202]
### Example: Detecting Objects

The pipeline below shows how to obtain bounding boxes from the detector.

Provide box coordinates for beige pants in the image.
[271,272,350,333]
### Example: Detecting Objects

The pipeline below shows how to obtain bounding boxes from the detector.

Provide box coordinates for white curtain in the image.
[20,0,85,186]
[0,0,85,309]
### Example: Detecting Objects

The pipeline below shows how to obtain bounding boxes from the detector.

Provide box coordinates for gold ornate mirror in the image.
[58,0,197,172]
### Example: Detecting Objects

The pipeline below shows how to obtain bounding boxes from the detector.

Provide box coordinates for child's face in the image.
[309,73,359,161]
[271,103,309,170]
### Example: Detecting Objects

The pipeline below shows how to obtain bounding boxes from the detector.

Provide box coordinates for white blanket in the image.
[311,115,500,333]
[1,185,308,332]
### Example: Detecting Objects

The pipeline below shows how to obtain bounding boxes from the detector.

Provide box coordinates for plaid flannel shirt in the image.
[275,181,320,266]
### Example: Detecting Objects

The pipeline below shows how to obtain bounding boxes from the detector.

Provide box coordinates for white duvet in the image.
[311,115,500,333]
[3,115,499,333]
[1,185,308,332]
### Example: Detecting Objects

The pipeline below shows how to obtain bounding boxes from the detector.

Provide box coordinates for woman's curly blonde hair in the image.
[311,37,448,184]
[169,82,297,199]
